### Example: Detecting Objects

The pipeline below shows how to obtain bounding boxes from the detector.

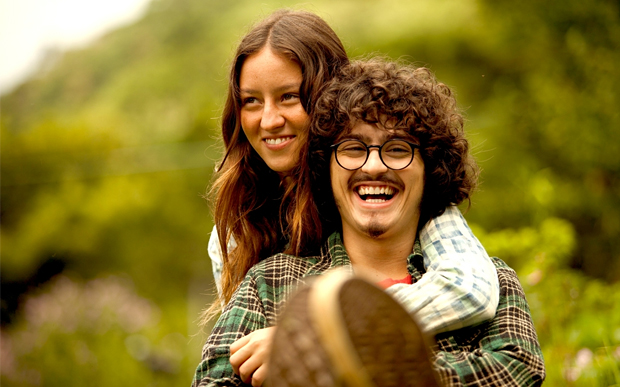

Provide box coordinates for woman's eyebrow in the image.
[240,83,301,95]
[274,83,301,93]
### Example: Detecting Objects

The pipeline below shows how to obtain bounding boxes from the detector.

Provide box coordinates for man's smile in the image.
[355,185,396,203]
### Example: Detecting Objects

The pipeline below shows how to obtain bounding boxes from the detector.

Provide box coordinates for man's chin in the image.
[363,223,388,239]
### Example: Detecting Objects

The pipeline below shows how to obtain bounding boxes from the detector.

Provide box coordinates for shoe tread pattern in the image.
[338,279,441,387]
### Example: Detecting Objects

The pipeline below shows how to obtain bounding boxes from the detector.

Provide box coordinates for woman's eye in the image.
[242,97,258,105]
[282,93,299,102]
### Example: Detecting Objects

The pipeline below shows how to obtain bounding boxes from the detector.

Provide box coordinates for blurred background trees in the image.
[1,0,619,385]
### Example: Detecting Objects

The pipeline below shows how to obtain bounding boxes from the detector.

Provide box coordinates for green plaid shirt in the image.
[192,232,545,386]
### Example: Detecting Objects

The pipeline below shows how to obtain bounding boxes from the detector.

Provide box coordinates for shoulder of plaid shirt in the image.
[208,205,500,334]
[194,221,545,386]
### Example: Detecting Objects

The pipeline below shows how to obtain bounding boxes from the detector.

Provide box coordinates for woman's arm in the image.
[230,327,276,386]
[192,272,268,387]
[386,206,500,334]
[193,253,312,386]
[208,226,238,300]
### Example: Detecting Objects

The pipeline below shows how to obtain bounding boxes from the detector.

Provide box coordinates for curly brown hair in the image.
[293,58,479,235]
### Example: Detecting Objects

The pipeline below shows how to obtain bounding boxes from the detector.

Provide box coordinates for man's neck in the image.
[341,228,416,283]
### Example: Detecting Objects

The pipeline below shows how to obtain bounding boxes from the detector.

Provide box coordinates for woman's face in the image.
[239,46,309,174]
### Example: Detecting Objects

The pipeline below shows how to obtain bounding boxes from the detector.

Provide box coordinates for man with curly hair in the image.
[193,58,545,386]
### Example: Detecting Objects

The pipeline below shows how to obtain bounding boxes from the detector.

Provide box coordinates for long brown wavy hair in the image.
[293,58,480,237]
[206,9,349,319]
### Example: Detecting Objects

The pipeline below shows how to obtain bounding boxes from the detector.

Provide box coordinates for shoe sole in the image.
[269,269,442,386]
[269,280,337,386]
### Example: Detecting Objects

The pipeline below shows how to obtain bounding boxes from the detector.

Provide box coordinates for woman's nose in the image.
[261,102,285,130]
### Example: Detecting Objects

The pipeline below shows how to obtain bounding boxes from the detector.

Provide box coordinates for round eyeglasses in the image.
[330,139,420,171]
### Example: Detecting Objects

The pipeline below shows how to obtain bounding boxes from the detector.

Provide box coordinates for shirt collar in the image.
[408,238,426,283]
[326,231,351,268]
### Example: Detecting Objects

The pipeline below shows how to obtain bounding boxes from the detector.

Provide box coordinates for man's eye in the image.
[386,146,409,153]
[340,145,366,155]
[384,144,412,157]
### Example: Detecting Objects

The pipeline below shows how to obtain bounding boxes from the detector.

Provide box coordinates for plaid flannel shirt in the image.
[208,205,500,334]
[193,232,545,386]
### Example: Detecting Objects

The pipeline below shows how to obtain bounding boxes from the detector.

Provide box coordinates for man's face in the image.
[331,121,425,241]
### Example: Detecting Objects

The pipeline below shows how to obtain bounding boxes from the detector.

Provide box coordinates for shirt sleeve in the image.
[192,269,268,387]
[385,205,500,334]
[208,226,238,300]
[433,258,545,386]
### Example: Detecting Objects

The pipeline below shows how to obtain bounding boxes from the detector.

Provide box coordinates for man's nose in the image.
[261,102,285,131]
[361,148,388,175]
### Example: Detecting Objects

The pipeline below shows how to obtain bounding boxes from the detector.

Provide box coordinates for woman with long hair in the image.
[197,9,498,386]
[207,9,349,311]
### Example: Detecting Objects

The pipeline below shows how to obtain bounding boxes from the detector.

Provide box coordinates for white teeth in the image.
[357,186,395,196]
[265,137,292,145]
[366,198,387,203]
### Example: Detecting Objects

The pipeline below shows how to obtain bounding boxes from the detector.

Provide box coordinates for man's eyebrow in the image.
[345,133,365,141]
[387,131,418,143]
[240,83,301,94]
[335,132,367,143]
[337,131,416,143]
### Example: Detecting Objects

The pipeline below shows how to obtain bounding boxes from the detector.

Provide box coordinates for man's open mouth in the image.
[356,186,395,203]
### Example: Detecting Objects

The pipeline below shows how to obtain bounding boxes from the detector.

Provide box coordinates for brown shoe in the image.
[268,269,442,387]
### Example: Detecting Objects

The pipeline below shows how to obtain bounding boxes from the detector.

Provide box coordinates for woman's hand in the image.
[230,327,276,386]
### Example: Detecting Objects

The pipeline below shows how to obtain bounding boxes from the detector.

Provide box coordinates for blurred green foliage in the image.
[1,0,619,385]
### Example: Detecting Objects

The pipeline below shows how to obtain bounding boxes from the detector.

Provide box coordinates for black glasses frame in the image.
[330,139,420,171]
